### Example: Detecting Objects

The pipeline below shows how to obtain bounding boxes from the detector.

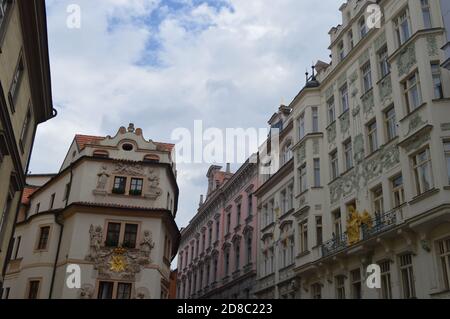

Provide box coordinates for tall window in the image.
[246,235,252,264]
[123,224,138,248]
[412,148,434,195]
[431,62,443,99]
[351,269,362,299]
[395,9,411,46]
[359,17,367,39]
[235,242,240,271]
[330,150,339,180]
[399,254,416,299]
[312,107,319,132]
[438,238,450,290]
[213,257,218,282]
[226,212,231,234]
[98,282,114,299]
[340,83,349,113]
[380,261,393,299]
[343,139,353,171]
[129,178,143,196]
[421,0,432,29]
[19,107,31,152]
[37,226,50,250]
[105,222,121,247]
[362,62,373,93]
[336,275,346,299]
[338,41,345,62]
[313,159,321,187]
[0,0,11,28]
[8,55,24,112]
[298,164,307,193]
[312,283,322,299]
[116,283,132,299]
[445,142,450,185]
[236,204,241,225]
[27,280,40,299]
[372,185,384,216]
[113,176,127,194]
[280,190,287,215]
[215,219,220,241]
[288,185,294,211]
[49,193,55,210]
[208,227,213,248]
[367,120,378,154]
[384,106,397,141]
[315,216,323,246]
[247,193,253,216]
[333,210,342,239]
[378,45,390,78]
[224,249,230,275]
[403,72,422,113]
[282,141,293,165]
[348,30,354,50]
[327,97,336,124]
[392,174,405,207]
[298,113,305,140]
[299,220,308,253]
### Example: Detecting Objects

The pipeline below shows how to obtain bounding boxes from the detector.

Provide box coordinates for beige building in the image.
[0,0,55,292]
[2,124,180,299]
[287,0,450,299]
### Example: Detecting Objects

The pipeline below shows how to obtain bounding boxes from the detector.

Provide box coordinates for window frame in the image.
[412,147,434,196]
[35,225,51,251]
[403,71,422,113]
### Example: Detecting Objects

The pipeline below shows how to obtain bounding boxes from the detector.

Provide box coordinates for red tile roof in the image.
[155,142,175,152]
[22,187,39,205]
[75,135,105,150]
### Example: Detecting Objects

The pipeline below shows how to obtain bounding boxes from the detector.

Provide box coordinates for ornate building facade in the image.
[1,124,179,299]
[441,0,450,70]
[177,162,258,299]
[288,0,450,299]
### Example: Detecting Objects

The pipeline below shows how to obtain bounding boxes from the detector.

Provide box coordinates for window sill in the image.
[376,72,392,86]
[360,87,374,101]
[432,97,450,103]
[409,188,440,205]
[338,109,350,120]
[399,102,427,123]
[295,189,309,199]
[296,251,310,259]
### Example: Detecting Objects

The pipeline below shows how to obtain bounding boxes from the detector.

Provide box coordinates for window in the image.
[313,159,321,187]
[235,242,240,271]
[384,106,397,141]
[215,219,220,241]
[333,210,342,239]
[392,174,405,207]
[213,257,218,282]
[338,41,345,62]
[49,193,55,210]
[343,139,353,171]
[282,141,293,165]
[247,193,253,216]
[116,283,132,299]
[112,176,126,194]
[13,236,21,260]
[351,269,362,299]
[98,281,114,299]
[399,253,416,298]
[299,220,308,253]
[445,142,450,185]
[123,224,138,248]
[298,164,307,193]
[37,226,50,250]
[421,0,432,29]
[3,287,10,299]
[362,62,373,93]
[35,203,40,214]
[330,150,339,180]
[327,97,336,124]
[129,178,143,196]
[280,190,287,215]
[202,232,206,252]
[19,107,31,153]
[226,213,231,234]
[224,249,230,275]
[208,227,212,247]
[348,30,354,50]
[105,222,121,247]
[378,45,390,78]
[372,185,384,216]
[269,200,275,224]
[311,283,322,299]
[438,238,450,290]
[27,280,40,299]
[0,0,11,29]
[64,183,70,201]
[380,261,392,299]
[298,113,305,140]
[8,55,24,112]
[395,9,411,46]
[315,216,323,246]
[312,107,319,132]
[403,72,422,113]
[288,185,293,211]
[336,275,346,299]
[93,150,109,158]
[359,17,367,39]
[412,148,433,195]
[367,120,378,154]
[246,235,252,264]
[340,84,349,113]
[431,62,443,99]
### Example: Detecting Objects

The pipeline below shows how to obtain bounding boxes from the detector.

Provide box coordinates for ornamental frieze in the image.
[327,122,337,146]
[427,35,438,56]
[297,144,306,164]
[379,75,392,105]
[113,162,145,176]
[362,90,374,117]
[405,113,427,137]
[340,111,350,136]
[373,32,386,52]
[396,44,416,77]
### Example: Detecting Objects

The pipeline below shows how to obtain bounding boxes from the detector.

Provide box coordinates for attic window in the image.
[122,143,133,151]
[144,154,160,163]
[93,150,109,158]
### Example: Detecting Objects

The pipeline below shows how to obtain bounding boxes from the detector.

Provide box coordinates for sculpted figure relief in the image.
[96,165,110,190]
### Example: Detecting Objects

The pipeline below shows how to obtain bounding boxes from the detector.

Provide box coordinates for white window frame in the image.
[412,147,434,195]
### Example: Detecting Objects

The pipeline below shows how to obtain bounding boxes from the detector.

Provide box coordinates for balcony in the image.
[321,209,400,258]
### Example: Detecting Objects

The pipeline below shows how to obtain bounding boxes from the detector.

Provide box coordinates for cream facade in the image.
[287,0,450,299]
[2,124,180,299]
[0,0,54,293]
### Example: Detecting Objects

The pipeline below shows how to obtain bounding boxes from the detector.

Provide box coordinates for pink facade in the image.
[177,161,258,299]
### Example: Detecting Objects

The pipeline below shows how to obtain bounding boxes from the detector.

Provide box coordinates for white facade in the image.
[2,124,179,299]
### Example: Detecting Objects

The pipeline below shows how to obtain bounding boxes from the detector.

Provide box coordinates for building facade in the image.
[288,0,450,299]
[177,162,258,299]
[441,0,450,69]
[2,124,180,299]
[0,0,55,292]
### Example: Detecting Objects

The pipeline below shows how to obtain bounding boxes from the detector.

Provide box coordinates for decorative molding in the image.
[441,123,450,131]
[113,162,145,176]
[327,122,337,146]
[396,44,416,77]
[362,90,375,117]
[426,35,438,56]
[298,144,306,164]
[358,49,370,65]
[379,75,392,105]
[325,84,335,99]
[340,111,350,136]
[406,113,427,137]
[374,32,386,52]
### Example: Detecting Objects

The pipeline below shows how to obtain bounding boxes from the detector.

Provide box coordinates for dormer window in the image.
[122,143,133,151]
[93,150,109,158]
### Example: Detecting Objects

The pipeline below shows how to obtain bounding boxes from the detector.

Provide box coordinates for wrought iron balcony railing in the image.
[321,232,348,257]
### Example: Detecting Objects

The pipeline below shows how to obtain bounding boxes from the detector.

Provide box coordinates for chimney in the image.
[226,163,231,173]
[199,195,204,206]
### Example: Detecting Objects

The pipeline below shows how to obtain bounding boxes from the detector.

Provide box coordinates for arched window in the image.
[93,150,109,158]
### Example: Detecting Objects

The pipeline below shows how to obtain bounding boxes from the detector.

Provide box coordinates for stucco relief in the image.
[403,131,431,153]
[379,75,392,105]
[327,122,337,146]
[93,165,110,195]
[406,113,427,137]
[427,35,438,56]
[298,144,306,164]
[396,44,416,77]
[145,168,162,200]
[79,284,94,299]
[313,140,320,155]
[86,225,155,280]
[362,90,374,117]
[113,162,145,176]
[340,111,350,136]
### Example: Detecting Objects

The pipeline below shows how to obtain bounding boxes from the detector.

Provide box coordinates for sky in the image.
[30,0,343,230]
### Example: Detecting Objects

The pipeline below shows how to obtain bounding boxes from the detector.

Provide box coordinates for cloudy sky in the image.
[30,0,343,230]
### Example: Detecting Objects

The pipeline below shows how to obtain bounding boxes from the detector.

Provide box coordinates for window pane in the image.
[116,283,132,299]
[123,224,138,248]
[106,223,121,247]
[98,282,114,299]
[38,226,50,250]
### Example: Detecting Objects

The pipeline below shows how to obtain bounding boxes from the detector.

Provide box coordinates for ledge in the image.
[409,188,440,205]
[399,102,427,123]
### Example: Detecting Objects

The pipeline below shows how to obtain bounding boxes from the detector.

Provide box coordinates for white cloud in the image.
[31,0,343,231]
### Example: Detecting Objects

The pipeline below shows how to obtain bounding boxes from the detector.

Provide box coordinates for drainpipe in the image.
[48,166,73,299]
